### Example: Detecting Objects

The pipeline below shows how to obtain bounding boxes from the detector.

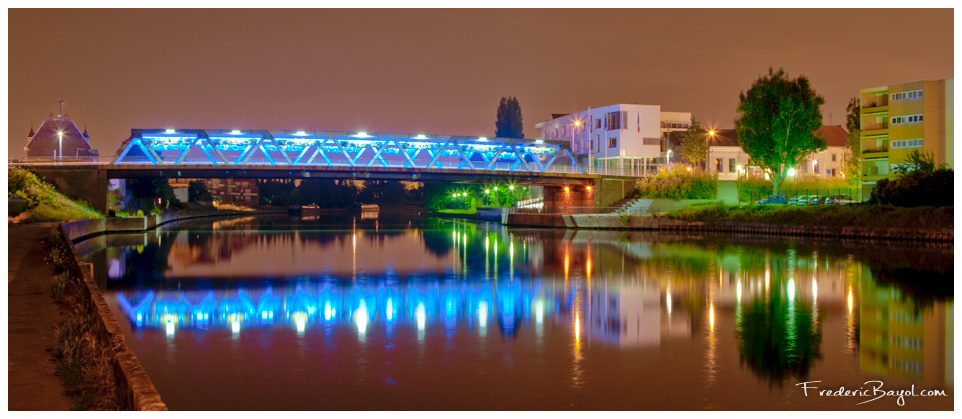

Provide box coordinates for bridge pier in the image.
[27,166,110,214]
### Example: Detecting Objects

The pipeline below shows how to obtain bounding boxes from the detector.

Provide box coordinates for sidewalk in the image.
[7,222,73,410]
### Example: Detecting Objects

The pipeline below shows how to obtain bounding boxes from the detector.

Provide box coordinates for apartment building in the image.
[535,104,692,175]
[859,79,954,193]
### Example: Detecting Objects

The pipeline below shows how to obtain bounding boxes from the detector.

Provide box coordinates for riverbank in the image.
[8,208,290,410]
[504,205,953,242]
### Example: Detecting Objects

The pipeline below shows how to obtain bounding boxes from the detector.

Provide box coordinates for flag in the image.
[637,113,640,132]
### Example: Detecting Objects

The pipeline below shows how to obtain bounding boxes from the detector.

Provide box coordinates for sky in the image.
[7,8,955,160]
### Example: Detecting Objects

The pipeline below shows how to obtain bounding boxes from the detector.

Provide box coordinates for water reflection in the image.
[85,214,953,409]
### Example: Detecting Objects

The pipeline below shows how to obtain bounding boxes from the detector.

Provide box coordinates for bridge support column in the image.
[27,167,110,214]
[543,182,594,213]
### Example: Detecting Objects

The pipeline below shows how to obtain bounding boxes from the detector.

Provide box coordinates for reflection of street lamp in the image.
[666,149,672,167]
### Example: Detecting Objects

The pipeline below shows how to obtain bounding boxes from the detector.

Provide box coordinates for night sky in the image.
[7,8,954,160]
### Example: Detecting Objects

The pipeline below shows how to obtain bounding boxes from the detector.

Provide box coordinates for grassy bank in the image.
[9,167,103,222]
[46,231,123,410]
[665,202,953,231]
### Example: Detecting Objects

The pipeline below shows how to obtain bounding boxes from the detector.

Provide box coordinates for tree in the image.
[680,117,709,168]
[188,180,212,203]
[843,97,861,188]
[495,96,524,139]
[891,150,937,176]
[735,67,826,196]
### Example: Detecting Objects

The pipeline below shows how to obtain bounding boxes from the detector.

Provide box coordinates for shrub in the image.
[635,167,716,200]
[739,177,773,202]
[872,169,953,207]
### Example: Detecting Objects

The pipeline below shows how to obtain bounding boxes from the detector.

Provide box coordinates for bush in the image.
[872,169,953,207]
[635,167,716,200]
[739,177,773,202]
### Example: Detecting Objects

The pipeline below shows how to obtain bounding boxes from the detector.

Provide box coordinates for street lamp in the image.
[736,165,743,205]
[666,149,672,167]
[58,131,63,162]
[812,159,818,176]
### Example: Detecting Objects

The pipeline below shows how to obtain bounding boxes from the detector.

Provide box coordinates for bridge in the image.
[15,128,642,212]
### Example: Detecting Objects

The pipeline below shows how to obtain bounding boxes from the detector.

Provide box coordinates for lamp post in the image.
[573,120,582,174]
[736,165,742,205]
[707,130,715,172]
[812,159,818,176]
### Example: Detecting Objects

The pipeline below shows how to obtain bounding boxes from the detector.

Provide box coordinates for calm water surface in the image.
[78,213,954,410]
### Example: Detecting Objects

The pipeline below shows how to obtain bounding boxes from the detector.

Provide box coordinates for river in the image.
[76,212,953,410]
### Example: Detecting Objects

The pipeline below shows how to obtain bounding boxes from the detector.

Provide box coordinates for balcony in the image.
[861,94,889,109]
[862,147,888,159]
[860,123,888,137]
[861,104,888,115]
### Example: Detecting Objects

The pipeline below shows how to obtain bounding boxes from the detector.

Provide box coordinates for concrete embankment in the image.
[505,213,953,242]
[52,209,282,410]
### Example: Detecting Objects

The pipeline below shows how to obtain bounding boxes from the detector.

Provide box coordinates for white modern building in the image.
[535,104,691,175]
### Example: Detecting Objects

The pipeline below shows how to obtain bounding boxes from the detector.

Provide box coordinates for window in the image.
[891,90,923,102]
[606,112,622,130]
[891,114,923,125]
[609,138,617,148]
[891,138,923,149]
[728,158,736,172]
[595,119,602,129]
[832,154,837,162]
[715,159,722,172]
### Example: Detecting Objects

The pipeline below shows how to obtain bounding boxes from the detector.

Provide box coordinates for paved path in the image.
[7,222,73,410]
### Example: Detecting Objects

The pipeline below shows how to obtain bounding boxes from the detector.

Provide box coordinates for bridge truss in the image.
[114,129,583,174]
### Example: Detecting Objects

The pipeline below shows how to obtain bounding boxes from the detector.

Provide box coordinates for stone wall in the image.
[29,166,109,213]
[504,213,953,242]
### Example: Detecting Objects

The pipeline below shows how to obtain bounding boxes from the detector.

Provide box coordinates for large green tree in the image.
[843,97,861,188]
[495,96,524,139]
[680,117,709,168]
[735,67,826,195]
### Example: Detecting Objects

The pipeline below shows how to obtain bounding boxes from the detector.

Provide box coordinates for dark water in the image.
[78,213,954,410]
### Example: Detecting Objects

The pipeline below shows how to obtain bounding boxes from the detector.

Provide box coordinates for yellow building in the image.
[859,79,954,195]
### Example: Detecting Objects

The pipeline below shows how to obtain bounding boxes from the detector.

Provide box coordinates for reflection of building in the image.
[588,282,661,347]
[859,269,953,383]
[860,79,954,195]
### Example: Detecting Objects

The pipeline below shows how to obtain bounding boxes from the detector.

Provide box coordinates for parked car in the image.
[806,195,828,205]
[756,195,787,204]
[826,194,856,205]
[791,195,811,205]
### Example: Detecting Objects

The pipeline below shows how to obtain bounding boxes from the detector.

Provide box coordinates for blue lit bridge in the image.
[15,128,645,212]
[114,129,583,174]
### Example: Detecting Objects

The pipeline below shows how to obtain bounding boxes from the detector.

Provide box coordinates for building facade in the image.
[24,113,98,160]
[535,104,691,175]
[702,126,849,181]
[859,79,954,193]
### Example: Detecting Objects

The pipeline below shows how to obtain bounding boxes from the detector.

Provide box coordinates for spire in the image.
[28,123,35,138]
[83,123,89,139]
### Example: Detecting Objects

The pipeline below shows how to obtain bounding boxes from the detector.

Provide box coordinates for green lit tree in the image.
[495,96,524,139]
[680,117,709,169]
[843,97,861,188]
[735,67,826,196]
